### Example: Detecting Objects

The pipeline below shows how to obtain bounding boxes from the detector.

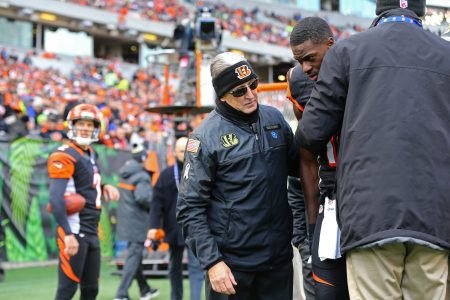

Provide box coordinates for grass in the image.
[0,260,201,300]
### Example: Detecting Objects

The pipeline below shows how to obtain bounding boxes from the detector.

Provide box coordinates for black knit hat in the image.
[376,0,426,17]
[131,144,147,162]
[212,61,258,99]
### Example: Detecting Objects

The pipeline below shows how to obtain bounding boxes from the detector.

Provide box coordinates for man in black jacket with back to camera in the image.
[297,0,450,299]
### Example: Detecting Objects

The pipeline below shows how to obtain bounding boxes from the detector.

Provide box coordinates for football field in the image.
[0,260,199,300]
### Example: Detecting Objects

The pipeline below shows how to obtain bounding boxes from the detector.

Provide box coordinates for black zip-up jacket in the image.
[297,9,450,252]
[177,104,299,271]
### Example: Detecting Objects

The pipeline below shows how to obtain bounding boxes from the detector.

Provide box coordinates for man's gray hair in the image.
[210,52,247,80]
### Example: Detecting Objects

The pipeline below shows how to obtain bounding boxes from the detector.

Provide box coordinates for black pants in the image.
[55,227,100,300]
[311,212,349,300]
[115,241,151,298]
[205,263,293,300]
[169,245,204,300]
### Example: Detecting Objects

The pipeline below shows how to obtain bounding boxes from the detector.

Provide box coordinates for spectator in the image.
[39,113,66,142]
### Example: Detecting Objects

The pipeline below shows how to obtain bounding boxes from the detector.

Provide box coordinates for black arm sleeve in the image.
[49,178,71,234]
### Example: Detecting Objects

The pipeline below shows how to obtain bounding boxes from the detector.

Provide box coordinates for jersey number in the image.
[93,173,102,209]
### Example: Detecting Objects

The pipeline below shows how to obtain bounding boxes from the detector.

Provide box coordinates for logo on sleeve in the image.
[235,65,251,79]
[53,162,63,169]
[183,163,191,180]
[221,133,239,148]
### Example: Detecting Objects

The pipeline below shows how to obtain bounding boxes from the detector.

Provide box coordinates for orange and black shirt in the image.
[48,142,102,235]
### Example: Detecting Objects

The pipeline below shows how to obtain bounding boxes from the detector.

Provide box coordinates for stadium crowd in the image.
[0,48,180,152]
[65,0,188,23]
[60,0,366,46]
[59,0,448,46]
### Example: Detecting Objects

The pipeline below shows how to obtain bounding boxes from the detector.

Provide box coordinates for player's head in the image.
[290,17,334,81]
[67,103,102,146]
[175,137,189,163]
[376,0,425,17]
[211,52,259,114]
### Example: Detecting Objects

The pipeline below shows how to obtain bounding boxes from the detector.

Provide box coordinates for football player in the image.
[289,17,348,300]
[48,103,119,300]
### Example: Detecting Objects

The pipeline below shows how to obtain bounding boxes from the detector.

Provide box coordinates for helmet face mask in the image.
[67,104,102,146]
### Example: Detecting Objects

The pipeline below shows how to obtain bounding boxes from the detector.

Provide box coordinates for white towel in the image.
[318,197,342,261]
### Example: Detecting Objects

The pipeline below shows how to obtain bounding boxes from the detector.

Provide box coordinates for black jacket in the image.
[177,104,298,271]
[297,9,450,252]
[150,163,185,246]
[116,159,152,242]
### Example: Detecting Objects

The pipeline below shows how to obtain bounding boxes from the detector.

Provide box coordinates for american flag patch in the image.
[186,138,200,154]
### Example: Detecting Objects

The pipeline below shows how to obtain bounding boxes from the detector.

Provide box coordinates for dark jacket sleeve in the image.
[297,46,348,153]
[176,136,222,270]
[133,172,153,209]
[149,171,166,229]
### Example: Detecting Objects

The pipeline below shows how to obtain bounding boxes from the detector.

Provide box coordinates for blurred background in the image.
[0,0,448,298]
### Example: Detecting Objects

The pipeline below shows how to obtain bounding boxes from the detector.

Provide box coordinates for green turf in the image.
[0,260,203,300]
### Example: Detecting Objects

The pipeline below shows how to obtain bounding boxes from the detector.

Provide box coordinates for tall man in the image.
[289,17,349,300]
[48,103,120,299]
[148,137,204,300]
[297,1,450,299]
[177,52,299,300]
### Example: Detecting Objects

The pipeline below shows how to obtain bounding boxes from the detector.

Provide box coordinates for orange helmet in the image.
[67,103,102,146]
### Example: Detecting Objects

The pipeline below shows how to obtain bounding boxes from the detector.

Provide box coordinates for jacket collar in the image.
[370,8,421,28]
[214,98,259,125]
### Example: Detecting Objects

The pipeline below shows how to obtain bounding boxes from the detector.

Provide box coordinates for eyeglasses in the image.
[229,80,258,97]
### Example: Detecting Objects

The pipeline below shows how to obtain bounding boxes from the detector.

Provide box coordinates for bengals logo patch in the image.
[235,65,252,79]
[221,133,239,148]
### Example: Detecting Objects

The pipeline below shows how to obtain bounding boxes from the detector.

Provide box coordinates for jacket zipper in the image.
[252,121,273,267]
[251,123,262,152]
